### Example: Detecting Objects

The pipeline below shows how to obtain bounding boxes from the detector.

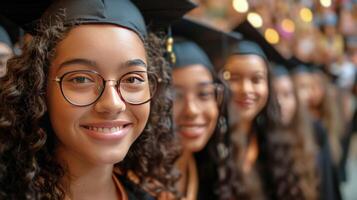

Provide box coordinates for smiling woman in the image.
[0,0,194,199]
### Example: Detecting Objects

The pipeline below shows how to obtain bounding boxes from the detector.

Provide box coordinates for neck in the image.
[176,150,198,200]
[309,107,321,120]
[176,150,192,194]
[235,119,252,136]
[57,149,118,200]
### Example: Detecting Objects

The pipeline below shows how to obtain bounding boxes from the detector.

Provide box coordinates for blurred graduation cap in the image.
[232,20,291,68]
[0,25,12,49]
[287,56,337,83]
[0,0,196,39]
[171,17,241,70]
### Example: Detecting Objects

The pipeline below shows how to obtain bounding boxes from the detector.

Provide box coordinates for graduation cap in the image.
[172,36,214,70]
[0,0,196,39]
[0,25,12,49]
[171,17,241,70]
[232,20,290,67]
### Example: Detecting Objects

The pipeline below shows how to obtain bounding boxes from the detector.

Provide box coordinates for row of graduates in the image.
[0,0,342,199]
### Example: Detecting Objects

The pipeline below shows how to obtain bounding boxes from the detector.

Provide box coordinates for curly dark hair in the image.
[0,13,178,199]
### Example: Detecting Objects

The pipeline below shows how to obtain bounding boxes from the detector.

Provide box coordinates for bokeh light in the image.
[265,28,280,44]
[281,18,295,33]
[320,0,332,7]
[233,0,249,13]
[300,7,313,23]
[247,12,263,28]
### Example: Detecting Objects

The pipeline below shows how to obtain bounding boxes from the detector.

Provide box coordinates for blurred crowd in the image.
[188,0,357,199]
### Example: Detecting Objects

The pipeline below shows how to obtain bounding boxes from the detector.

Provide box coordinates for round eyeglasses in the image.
[53,70,160,107]
[173,82,224,107]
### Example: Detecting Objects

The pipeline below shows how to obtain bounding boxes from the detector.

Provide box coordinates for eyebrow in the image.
[58,58,147,71]
[58,58,97,70]
[124,59,147,68]
[174,81,214,89]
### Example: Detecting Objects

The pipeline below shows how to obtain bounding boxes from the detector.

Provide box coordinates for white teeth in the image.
[180,126,205,132]
[86,126,123,133]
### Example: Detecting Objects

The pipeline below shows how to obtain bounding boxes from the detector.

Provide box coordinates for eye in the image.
[64,72,96,84]
[252,75,264,84]
[197,86,216,101]
[122,74,145,84]
[68,76,94,84]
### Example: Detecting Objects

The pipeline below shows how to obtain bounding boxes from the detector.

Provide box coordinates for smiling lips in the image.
[81,121,132,140]
[178,124,206,139]
[234,98,255,108]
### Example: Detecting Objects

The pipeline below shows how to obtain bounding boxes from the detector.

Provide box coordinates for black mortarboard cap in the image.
[272,64,290,78]
[173,37,214,70]
[232,20,290,67]
[229,40,267,60]
[0,0,196,39]
[0,25,12,48]
[172,17,241,70]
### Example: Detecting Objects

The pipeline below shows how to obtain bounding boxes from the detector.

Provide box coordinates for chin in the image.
[93,150,129,165]
[184,141,206,153]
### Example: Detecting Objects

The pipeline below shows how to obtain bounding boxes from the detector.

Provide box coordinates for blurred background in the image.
[185,0,357,199]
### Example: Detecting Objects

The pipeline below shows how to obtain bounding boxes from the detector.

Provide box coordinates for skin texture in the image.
[309,73,325,110]
[273,75,297,126]
[173,64,219,153]
[225,54,269,125]
[46,24,149,199]
[0,42,12,77]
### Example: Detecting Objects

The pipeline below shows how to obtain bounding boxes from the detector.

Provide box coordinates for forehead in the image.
[225,54,267,74]
[0,43,12,55]
[53,24,146,65]
[172,64,213,85]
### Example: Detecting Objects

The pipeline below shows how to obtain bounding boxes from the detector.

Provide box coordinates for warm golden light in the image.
[320,0,332,7]
[265,28,280,44]
[281,18,295,33]
[233,0,249,13]
[300,7,313,23]
[247,12,263,28]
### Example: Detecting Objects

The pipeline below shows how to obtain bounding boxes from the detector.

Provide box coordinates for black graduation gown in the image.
[116,175,155,200]
[313,120,342,200]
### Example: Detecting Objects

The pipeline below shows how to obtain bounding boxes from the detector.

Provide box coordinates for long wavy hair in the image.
[310,70,343,166]
[268,74,319,200]
[0,13,178,199]
[232,57,317,199]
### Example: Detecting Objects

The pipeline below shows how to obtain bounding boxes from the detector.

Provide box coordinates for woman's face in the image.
[309,73,325,109]
[173,65,219,153]
[225,55,269,122]
[293,73,313,107]
[273,75,297,126]
[46,24,150,166]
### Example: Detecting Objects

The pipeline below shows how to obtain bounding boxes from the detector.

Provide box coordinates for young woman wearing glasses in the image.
[0,0,193,199]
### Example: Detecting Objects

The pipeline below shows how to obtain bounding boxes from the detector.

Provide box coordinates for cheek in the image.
[257,83,269,107]
[130,103,150,131]
[206,105,219,133]
[47,83,84,128]
[172,102,180,122]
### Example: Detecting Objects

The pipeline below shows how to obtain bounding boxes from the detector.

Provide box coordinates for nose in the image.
[231,79,253,96]
[94,80,126,115]
[180,94,201,119]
